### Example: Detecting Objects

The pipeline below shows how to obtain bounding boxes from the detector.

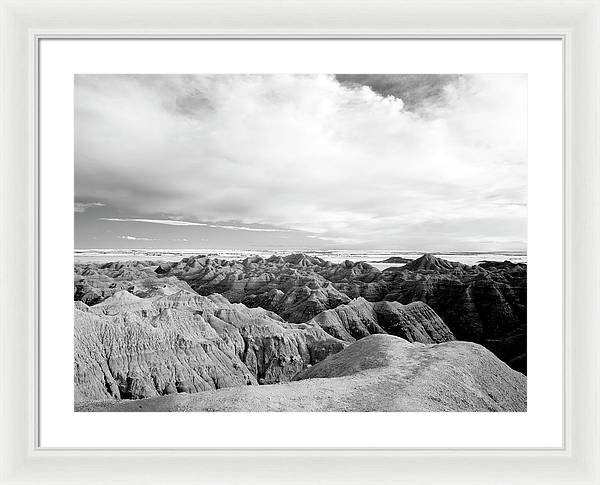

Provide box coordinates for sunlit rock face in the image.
[77,335,527,412]
[306,297,454,345]
[74,289,346,402]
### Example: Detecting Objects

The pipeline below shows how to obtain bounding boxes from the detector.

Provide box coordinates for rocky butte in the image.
[74,253,527,412]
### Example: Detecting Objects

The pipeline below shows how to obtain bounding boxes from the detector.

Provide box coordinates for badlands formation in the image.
[74,253,527,411]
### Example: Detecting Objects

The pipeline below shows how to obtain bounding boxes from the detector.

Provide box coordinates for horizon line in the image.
[74,247,528,254]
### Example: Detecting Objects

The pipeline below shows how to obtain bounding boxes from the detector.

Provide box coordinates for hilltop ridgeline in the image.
[74,274,457,404]
[77,252,525,372]
[78,334,526,412]
[73,252,527,411]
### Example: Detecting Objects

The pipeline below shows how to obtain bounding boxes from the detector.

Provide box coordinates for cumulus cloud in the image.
[336,74,461,112]
[76,74,527,250]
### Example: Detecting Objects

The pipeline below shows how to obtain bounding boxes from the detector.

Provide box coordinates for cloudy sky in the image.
[75,74,527,251]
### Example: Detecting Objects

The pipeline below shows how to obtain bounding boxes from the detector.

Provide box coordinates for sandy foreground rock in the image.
[77,335,526,412]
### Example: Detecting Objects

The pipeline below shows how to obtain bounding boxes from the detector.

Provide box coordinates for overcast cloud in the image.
[75,74,527,250]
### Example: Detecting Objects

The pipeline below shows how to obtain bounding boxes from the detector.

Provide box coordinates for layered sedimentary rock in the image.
[307,297,384,341]
[153,254,376,322]
[307,297,454,344]
[75,302,255,402]
[77,335,526,412]
[383,254,527,372]
[75,260,195,305]
[401,253,468,271]
[74,288,346,403]
[377,256,413,264]
[371,301,455,343]
[146,252,526,372]
[74,250,527,406]
[242,281,351,324]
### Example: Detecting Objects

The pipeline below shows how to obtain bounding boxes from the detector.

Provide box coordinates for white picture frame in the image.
[0,0,598,483]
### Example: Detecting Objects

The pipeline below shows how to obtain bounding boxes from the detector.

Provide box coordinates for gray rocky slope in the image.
[74,287,455,402]
[73,254,526,411]
[75,290,344,401]
[76,253,526,372]
[78,335,526,412]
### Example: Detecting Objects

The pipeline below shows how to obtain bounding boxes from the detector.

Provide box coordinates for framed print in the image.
[1,0,599,484]
[46,39,557,449]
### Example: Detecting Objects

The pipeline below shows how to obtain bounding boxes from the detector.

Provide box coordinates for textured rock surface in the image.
[74,251,527,408]
[153,254,372,322]
[77,335,526,412]
[383,254,527,372]
[401,253,468,271]
[74,289,345,403]
[307,297,454,344]
[377,256,413,264]
[372,301,455,343]
[243,281,351,323]
[307,297,384,341]
[74,260,195,305]
[145,252,526,372]
[75,304,255,402]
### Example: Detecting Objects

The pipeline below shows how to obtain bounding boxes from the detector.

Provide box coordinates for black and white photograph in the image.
[73,73,527,412]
